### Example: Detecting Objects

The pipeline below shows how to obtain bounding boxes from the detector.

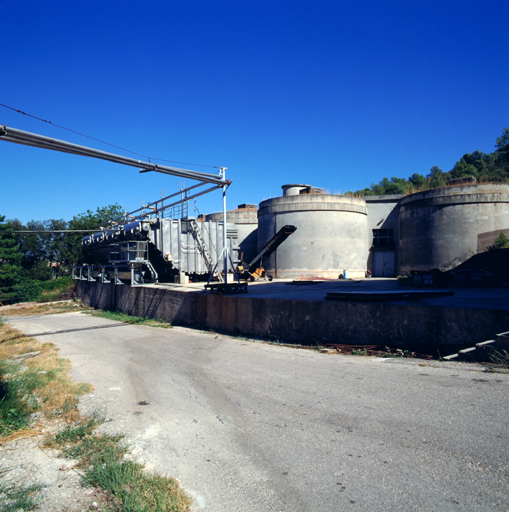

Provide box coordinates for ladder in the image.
[189,219,223,282]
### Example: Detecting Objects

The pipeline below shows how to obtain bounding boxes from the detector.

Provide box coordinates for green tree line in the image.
[0,204,123,303]
[349,127,509,196]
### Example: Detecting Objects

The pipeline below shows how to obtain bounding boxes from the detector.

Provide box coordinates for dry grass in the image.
[0,322,92,441]
[0,316,192,511]
[0,300,89,318]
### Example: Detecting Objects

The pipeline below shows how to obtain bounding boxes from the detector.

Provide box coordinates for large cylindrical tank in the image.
[205,204,258,262]
[257,185,368,279]
[399,184,509,273]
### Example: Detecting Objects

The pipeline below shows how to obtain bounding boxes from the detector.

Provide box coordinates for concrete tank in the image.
[399,184,509,274]
[205,204,258,263]
[257,185,368,279]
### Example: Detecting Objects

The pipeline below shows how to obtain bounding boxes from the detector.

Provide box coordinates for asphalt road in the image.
[8,312,509,511]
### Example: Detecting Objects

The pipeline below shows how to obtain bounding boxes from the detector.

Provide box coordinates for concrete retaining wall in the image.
[77,281,509,352]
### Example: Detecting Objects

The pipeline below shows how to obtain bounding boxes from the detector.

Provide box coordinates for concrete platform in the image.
[156,278,509,311]
[76,278,509,354]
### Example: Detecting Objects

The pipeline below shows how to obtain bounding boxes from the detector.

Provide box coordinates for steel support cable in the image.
[0,125,227,185]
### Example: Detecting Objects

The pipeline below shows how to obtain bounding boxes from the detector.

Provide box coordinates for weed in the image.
[351,348,367,356]
[54,411,105,445]
[0,362,40,435]
[0,317,190,510]
[1,301,86,318]
[85,448,191,511]
[199,329,216,335]
[52,413,191,511]
[490,349,509,367]
[85,310,173,329]
[0,324,92,438]
[0,479,41,511]
[485,349,509,373]
[383,350,409,359]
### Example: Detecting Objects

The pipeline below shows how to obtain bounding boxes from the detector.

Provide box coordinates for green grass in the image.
[351,348,367,356]
[85,310,172,329]
[0,479,41,511]
[54,410,105,444]
[0,328,92,437]
[0,362,41,435]
[490,349,509,367]
[53,415,191,512]
[0,317,190,511]
[40,276,74,292]
[485,349,509,373]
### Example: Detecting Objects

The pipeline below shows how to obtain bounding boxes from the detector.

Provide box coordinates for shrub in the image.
[488,233,509,250]
[16,279,43,302]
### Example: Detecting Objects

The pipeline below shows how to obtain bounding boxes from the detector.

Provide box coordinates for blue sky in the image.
[1,0,508,224]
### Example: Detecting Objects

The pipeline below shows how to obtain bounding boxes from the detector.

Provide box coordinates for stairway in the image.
[189,219,223,282]
[443,331,509,362]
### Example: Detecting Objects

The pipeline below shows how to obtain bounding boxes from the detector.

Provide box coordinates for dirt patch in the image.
[0,416,111,511]
[0,300,88,317]
[454,247,509,281]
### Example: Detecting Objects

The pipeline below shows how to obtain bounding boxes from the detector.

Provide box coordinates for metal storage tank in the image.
[205,204,258,263]
[399,184,509,274]
[148,218,239,275]
[257,184,368,279]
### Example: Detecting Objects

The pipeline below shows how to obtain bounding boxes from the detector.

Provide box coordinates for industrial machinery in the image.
[0,124,237,286]
[236,225,297,281]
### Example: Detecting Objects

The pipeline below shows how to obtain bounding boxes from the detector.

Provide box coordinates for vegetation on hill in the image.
[349,127,509,196]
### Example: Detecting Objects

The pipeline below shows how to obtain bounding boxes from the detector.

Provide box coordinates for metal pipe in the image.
[0,125,226,185]
[3,230,104,234]
[1,127,221,181]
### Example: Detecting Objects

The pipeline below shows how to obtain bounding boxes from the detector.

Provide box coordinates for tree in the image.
[408,173,427,191]
[450,157,479,180]
[489,233,509,250]
[0,215,23,300]
[348,127,509,195]
[8,218,65,279]
[63,204,124,264]
[385,177,407,194]
[495,127,509,163]
[427,166,446,188]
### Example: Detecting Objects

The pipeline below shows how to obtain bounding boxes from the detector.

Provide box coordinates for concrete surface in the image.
[76,279,509,351]
[135,278,509,311]
[8,312,509,512]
